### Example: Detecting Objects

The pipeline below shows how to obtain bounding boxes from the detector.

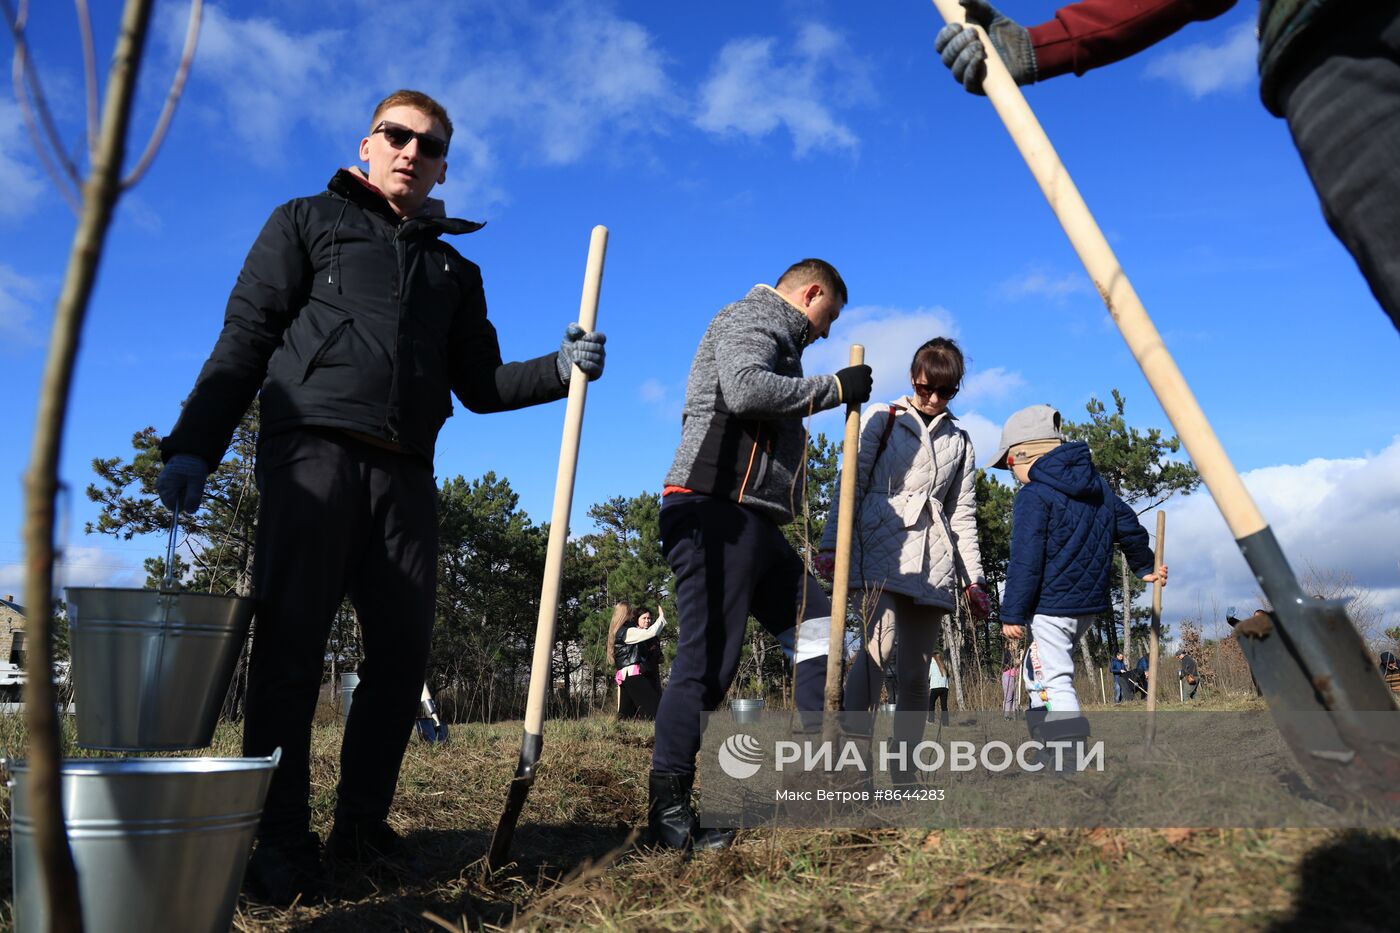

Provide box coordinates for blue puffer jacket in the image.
[1001,442,1155,626]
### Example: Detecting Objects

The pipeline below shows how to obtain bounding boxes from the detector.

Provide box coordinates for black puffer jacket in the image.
[162,170,565,466]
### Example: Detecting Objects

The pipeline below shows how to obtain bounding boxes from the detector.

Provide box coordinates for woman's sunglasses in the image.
[372,120,449,159]
[913,381,959,399]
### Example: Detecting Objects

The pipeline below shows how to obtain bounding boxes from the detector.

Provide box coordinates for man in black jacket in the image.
[155,89,606,904]
[1177,649,1200,701]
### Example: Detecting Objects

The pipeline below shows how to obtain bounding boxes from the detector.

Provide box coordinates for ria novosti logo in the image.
[717,733,765,779]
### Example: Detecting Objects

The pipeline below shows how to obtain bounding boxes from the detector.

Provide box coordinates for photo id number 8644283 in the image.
[876,788,945,802]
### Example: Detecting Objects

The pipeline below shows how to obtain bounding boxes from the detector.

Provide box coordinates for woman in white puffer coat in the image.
[816,337,990,745]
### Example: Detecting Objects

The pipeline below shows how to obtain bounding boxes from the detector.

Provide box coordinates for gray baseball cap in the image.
[985,404,1063,470]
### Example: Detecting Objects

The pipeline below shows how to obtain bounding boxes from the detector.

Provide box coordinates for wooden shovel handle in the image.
[825,344,865,712]
[523,225,608,736]
[929,0,1266,540]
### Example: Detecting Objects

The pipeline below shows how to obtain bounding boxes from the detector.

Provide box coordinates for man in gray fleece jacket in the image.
[648,258,873,851]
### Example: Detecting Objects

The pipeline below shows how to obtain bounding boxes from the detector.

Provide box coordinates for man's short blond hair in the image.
[370,90,453,145]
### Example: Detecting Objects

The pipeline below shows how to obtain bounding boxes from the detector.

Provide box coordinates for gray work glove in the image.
[934,0,1037,95]
[155,454,210,513]
[556,322,607,383]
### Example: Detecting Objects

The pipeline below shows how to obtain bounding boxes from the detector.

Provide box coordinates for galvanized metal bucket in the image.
[339,671,360,724]
[730,698,766,724]
[7,751,279,933]
[66,586,254,750]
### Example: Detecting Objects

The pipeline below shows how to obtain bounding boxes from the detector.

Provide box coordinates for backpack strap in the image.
[866,404,900,486]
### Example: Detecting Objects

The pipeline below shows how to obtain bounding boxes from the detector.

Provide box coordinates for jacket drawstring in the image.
[327,198,349,293]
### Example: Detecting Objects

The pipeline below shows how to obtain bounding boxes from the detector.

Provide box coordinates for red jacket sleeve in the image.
[1028,0,1239,80]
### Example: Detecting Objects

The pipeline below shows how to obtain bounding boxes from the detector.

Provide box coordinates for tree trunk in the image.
[941,612,965,709]
[19,4,156,930]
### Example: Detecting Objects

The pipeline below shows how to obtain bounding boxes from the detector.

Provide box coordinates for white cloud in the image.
[0,264,43,349]
[640,377,684,421]
[961,366,1025,405]
[168,2,676,208]
[695,24,869,156]
[167,5,344,163]
[997,267,1091,302]
[804,304,959,405]
[0,99,47,222]
[1158,438,1400,642]
[1144,21,1256,98]
[0,546,144,595]
[434,2,679,167]
[799,304,1011,466]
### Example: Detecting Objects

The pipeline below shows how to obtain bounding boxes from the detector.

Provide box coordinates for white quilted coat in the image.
[819,398,984,610]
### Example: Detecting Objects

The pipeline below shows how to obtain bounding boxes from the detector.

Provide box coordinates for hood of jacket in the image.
[329,168,484,237]
[1028,441,1103,501]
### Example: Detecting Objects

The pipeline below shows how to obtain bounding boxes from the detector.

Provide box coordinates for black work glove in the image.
[155,454,210,513]
[556,322,607,383]
[934,0,1037,95]
[834,364,873,406]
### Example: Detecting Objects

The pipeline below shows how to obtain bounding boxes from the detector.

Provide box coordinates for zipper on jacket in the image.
[385,227,408,443]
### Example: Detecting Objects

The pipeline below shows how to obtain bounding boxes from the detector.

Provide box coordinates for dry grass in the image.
[2,700,1398,931]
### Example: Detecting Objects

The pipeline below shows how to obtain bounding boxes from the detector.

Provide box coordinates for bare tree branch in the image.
[74,0,99,166]
[123,0,201,189]
[4,0,82,209]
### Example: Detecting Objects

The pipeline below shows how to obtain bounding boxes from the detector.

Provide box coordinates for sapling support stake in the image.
[1146,511,1165,746]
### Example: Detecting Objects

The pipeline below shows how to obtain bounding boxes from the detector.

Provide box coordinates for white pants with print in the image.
[1022,613,1096,714]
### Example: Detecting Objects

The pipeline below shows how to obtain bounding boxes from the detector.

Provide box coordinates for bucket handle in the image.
[161,503,181,592]
[268,747,283,769]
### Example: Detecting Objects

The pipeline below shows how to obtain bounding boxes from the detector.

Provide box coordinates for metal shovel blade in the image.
[1235,528,1400,807]
[487,730,541,871]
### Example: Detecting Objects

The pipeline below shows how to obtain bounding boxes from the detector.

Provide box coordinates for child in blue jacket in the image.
[987,405,1167,751]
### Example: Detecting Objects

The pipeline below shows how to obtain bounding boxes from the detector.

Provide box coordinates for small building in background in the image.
[0,594,25,669]
[0,595,27,701]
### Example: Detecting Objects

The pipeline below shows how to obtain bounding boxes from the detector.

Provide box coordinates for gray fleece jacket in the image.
[664,285,844,524]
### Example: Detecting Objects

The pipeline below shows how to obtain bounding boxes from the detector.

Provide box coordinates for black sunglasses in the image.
[913,381,959,399]
[372,120,449,159]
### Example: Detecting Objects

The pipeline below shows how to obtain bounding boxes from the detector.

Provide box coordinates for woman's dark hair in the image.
[910,336,965,390]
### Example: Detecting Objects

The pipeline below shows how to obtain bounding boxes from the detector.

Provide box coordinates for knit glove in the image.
[965,583,992,621]
[814,550,836,582]
[155,454,210,513]
[934,0,1037,95]
[556,323,607,383]
[834,364,873,406]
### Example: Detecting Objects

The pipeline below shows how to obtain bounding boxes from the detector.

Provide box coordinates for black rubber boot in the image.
[646,770,698,849]
[243,831,325,907]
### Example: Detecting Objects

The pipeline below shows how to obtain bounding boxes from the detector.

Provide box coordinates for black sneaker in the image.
[243,831,325,907]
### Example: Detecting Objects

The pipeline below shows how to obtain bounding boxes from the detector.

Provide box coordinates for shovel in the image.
[930,0,1400,802]
[414,683,449,745]
[487,226,609,870]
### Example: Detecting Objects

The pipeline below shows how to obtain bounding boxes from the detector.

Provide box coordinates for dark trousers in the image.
[651,494,830,776]
[618,670,663,720]
[1281,4,1400,332]
[243,429,437,839]
[927,687,949,725]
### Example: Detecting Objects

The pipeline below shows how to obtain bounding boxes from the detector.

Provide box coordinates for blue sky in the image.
[2,1,1397,640]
